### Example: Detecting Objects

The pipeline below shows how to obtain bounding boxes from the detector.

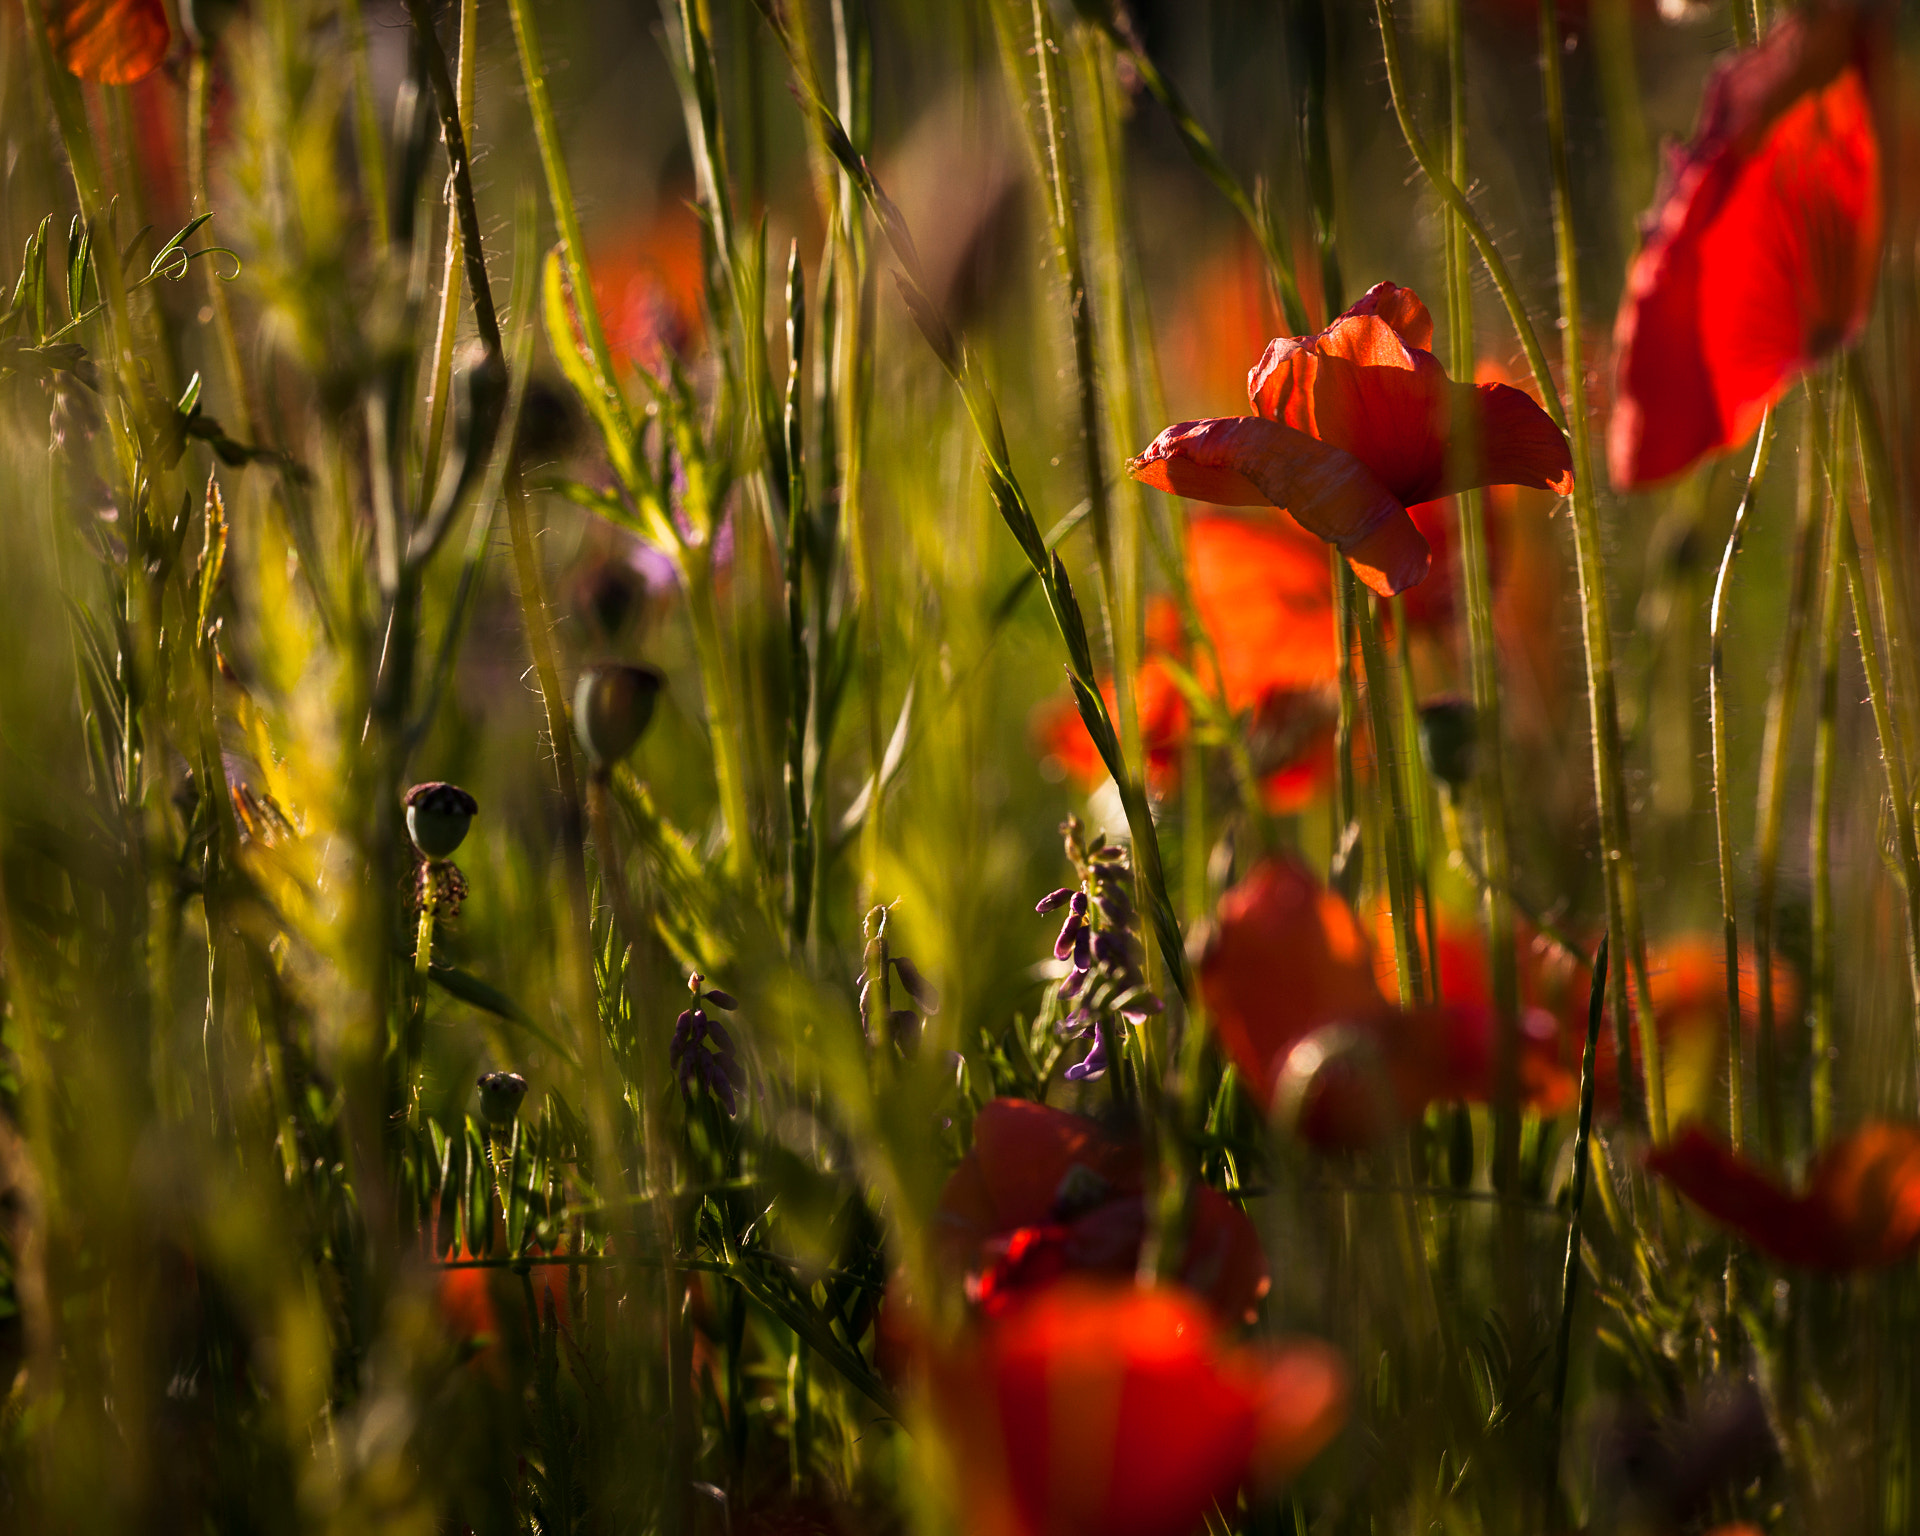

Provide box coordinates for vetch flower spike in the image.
[1646,1121,1920,1270]
[1129,282,1572,597]
[1610,5,1884,488]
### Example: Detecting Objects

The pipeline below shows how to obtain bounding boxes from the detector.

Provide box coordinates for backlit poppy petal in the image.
[1645,1122,1920,1270]
[1644,1125,1837,1267]
[46,0,170,85]
[1342,279,1434,352]
[931,1283,1346,1536]
[1610,9,1882,488]
[1195,856,1394,1109]
[1128,418,1431,597]
[1188,514,1339,701]
[1806,1124,1920,1267]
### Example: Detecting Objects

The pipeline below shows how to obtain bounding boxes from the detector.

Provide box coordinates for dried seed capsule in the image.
[405,781,477,860]
[573,664,665,770]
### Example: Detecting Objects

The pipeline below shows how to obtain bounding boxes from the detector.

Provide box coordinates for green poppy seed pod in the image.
[573,665,664,770]
[476,1070,529,1130]
[405,781,478,860]
[1418,697,1478,794]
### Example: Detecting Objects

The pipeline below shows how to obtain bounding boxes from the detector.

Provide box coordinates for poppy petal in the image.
[1807,1124,1920,1268]
[1246,1338,1350,1486]
[1254,330,1571,505]
[1195,856,1393,1108]
[1609,12,1881,488]
[1188,514,1339,702]
[1340,280,1434,352]
[1129,417,1431,597]
[1645,1125,1842,1268]
[46,0,170,85]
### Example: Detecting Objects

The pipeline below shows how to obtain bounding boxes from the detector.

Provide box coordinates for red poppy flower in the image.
[928,1281,1347,1536]
[1195,857,1568,1147]
[1610,6,1884,488]
[936,1098,1270,1326]
[1130,282,1573,598]
[45,0,170,84]
[592,203,708,372]
[1646,1121,1920,1270]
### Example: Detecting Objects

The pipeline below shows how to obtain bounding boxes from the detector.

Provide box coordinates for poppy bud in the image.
[405,781,477,860]
[573,664,665,769]
[477,1070,529,1129]
[1418,697,1478,793]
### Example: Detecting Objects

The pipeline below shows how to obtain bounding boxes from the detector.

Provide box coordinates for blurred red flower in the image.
[936,1097,1269,1326]
[928,1281,1346,1536]
[1610,5,1884,488]
[1130,282,1572,597]
[45,0,170,84]
[1195,857,1567,1147]
[1646,1121,1920,1269]
[592,206,708,373]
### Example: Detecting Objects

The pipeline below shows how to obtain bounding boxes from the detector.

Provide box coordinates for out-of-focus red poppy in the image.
[927,1281,1346,1536]
[1610,5,1884,488]
[1130,282,1573,597]
[1647,1121,1920,1270]
[1195,857,1569,1147]
[45,0,170,84]
[436,1246,571,1366]
[935,1098,1269,1326]
[592,205,708,373]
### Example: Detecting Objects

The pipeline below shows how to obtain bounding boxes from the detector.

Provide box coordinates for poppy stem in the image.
[1810,447,1846,1149]
[1547,937,1608,1514]
[1753,412,1828,1160]
[1536,0,1663,1147]
[1823,391,1920,1074]
[1356,597,1426,1006]
[1709,411,1774,1158]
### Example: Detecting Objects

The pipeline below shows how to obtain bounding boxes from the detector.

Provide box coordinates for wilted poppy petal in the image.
[1129,418,1431,597]
[47,0,170,85]
[1610,11,1882,487]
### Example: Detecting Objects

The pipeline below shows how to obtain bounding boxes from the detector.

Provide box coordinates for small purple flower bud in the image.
[1035,887,1075,914]
[702,988,739,1011]
[1091,930,1130,966]
[1121,994,1164,1022]
[1071,926,1093,971]
[1058,1006,1093,1036]
[702,1014,735,1056]
[1053,913,1084,963]
[1061,965,1091,1001]
[1097,888,1134,928]
[1063,1035,1109,1082]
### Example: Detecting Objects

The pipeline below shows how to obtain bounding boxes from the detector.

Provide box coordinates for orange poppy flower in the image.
[928,1281,1346,1536]
[1195,857,1569,1147]
[1609,5,1884,488]
[1646,1122,1920,1270]
[45,0,170,84]
[936,1098,1270,1326]
[1130,283,1573,598]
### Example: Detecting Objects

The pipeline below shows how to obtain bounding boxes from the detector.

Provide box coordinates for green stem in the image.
[187,50,252,441]
[1357,593,1424,1006]
[507,0,632,435]
[1828,408,1920,1065]
[1708,413,1773,1153]
[1810,449,1845,1148]
[1535,0,1660,1141]
[341,0,391,254]
[1753,416,1825,1157]
[1444,0,1521,1205]
[419,0,477,519]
